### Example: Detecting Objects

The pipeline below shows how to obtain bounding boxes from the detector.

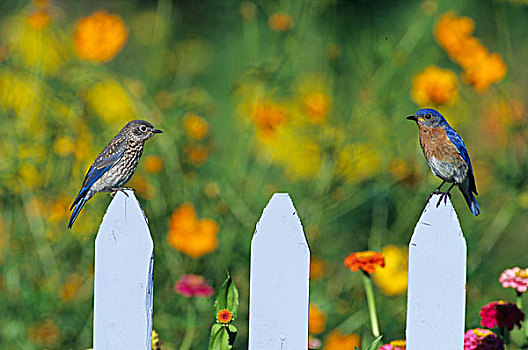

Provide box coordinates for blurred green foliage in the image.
[1,0,528,348]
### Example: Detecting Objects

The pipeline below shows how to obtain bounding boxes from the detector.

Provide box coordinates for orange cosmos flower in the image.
[250,99,286,138]
[184,145,209,166]
[216,309,233,324]
[302,92,331,124]
[434,11,507,92]
[183,112,209,140]
[324,329,361,350]
[74,10,128,63]
[268,13,294,31]
[411,65,459,106]
[144,155,163,174]
[344,251,385,274]
[27,10,51,30]
[166,203,219,258]
[308,304,327,334]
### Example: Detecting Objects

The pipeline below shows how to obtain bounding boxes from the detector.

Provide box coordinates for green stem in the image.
[180,303,196,350]
[362,272,380,337]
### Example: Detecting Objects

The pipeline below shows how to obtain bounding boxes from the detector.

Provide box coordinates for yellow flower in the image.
[268,13,294,31]
[411,65,459,106]
[269,126,322,179]
[144,155,163,174]
[86,79,137,124]
[335,143,380,183]
[0,70,41,118]
[308,304,327,334]
[390,340,407,349]
[1,15,66,74]
[19,163,40,189]
[166,203,219,258]
[372,245,408,296]
[74,10,128,63]
[54,136,75,157]
[47,195,70,224]
[324,329,361,350]
[183,113,209,140]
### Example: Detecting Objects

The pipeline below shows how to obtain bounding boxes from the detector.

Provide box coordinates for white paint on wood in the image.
[93,190,154,350]
[249,193,310,350]
[406,194,466,350]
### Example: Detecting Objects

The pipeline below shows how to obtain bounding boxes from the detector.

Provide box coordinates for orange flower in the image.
[268,13,293,31]
[185,145,209,166]
[250,99,286,138]
[310,257,326,279]
[308,304,327,334]
[144,155,163,174]
[302,92,331,124]
[166,203,219,258]
[59,273,84,301]
[216,309,233,324]
[74,10,128,63]
[463,52,507,92]
[411,65,459,106]
[324,329,361,350]
[434,12,507,92]
[27,10,51,30]
[183,112,209,140]
[344,251,385,274]
[27,319,60,347]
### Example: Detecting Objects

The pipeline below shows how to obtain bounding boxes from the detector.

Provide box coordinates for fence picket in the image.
[249,193,310,350]
[93,190,154,350]
[406,194,467,350]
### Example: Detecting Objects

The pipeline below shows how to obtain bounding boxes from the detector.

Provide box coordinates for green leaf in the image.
[364,335,383,350]
[214,273,239,320]
[208,324,232,350]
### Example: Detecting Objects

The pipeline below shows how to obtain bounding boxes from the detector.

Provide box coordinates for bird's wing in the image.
[446,128,478,194]
[70,137,126,210]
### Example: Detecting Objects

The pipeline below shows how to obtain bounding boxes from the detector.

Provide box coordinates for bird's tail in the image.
[460,183,480,216]
[68,196,88,229]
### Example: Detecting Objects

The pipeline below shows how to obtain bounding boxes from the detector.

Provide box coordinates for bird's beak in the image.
[406,115,418,121]
[151,128,163,134]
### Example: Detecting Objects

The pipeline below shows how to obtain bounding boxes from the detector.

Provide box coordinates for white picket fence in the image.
[92,191,466,350]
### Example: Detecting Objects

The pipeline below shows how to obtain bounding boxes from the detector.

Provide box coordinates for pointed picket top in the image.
[249,193,310,350]
[406,194,467,350]
[93,190,154,350]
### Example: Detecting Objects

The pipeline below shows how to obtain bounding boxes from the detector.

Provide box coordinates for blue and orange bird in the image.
[68,120,162,228]
[407,108,480,216]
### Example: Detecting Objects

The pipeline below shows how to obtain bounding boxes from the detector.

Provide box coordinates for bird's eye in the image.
[139,125,148,133]
[425,113,432,119]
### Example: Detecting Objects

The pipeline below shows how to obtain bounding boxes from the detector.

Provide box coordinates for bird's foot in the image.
[435,192,452,207]
[108,187,135,197]
[427,189,443,201]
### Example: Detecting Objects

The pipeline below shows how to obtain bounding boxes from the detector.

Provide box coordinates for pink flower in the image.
[174,274,214,298]
[480,302,499,328]
[464,328,503,350]
[499,267,528,293]
[378,345,393,350]
[480,301,525,330]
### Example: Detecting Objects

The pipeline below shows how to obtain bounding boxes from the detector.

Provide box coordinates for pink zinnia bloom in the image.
[464,328,503,350]
[499,267,528,293]
[480,302,500,328]
[174,274,214,298]
[378,345,394,350]
[480,301,525,331]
